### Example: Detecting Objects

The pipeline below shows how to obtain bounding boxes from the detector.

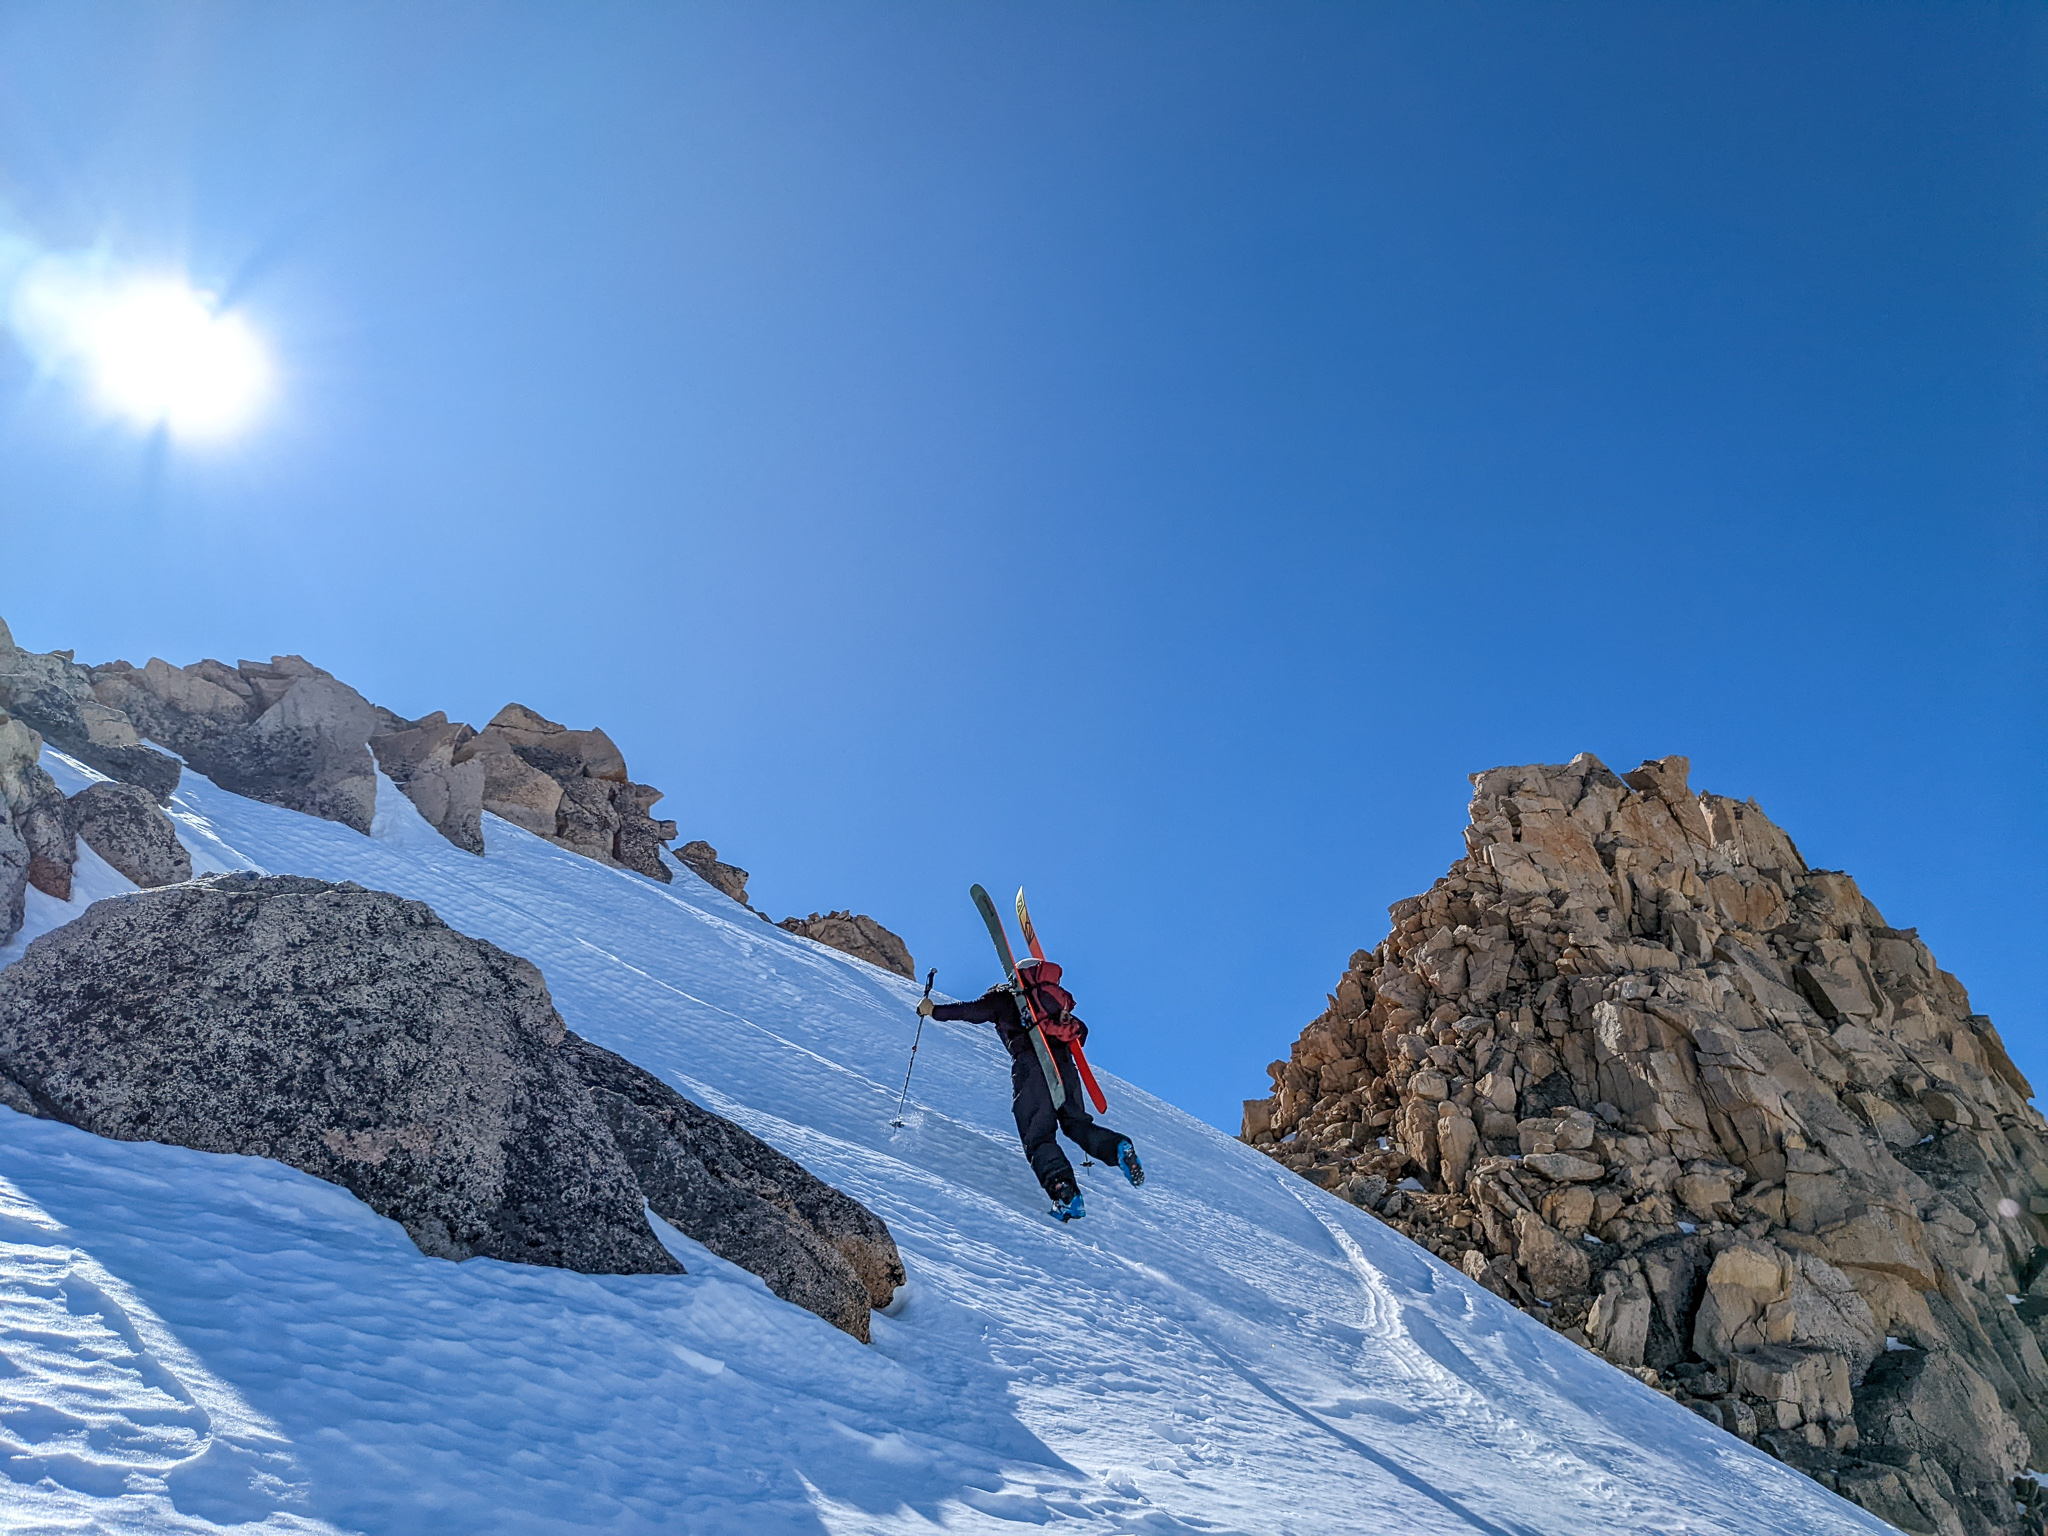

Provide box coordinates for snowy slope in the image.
[0,749,1895,1536]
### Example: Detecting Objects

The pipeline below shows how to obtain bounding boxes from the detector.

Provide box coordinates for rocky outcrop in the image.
[1243,755,2048,1536]
[10,620,889,967]
[66,781,191,888]
[563,1035,904,1341]
[447,705,677,881]
[778,911,916,979]
[675,840,752,907]
[0,722,28,946]
[0,713,75,934]
[83,647,683,881]
[0,874,900,1338]
[0,618,181,802]
[368,709,486,854]
[0,715,69,942]
[674,843,919,980]
[91,656,380,833]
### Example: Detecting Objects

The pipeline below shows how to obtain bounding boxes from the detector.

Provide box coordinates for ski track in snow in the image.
[0,751,1897,1535]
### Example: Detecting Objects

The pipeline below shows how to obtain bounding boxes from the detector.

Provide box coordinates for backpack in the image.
[1018,960,1086,1045]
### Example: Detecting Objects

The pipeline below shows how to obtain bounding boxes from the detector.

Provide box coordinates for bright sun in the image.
[82,280,269,437]
[12,264,270,438]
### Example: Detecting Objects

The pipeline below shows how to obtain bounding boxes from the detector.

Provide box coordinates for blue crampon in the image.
[1117,1139,1145,1187]
[1051,1186,1086,1222]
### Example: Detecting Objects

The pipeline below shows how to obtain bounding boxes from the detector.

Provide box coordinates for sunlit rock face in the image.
[92,654,381,833]
[1245,754,2048,1535]
[371,700,683,879]
[778,910,916,979]
[367,708,487,854]
[0,712,74,944]
[0,619,181,802]
[73,627,681,881]
[440,703,678,881]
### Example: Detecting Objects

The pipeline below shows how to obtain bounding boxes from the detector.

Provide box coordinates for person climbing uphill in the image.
[918,956,1142,1221]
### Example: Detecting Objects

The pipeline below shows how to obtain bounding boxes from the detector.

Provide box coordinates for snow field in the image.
[0,749,1895,1534]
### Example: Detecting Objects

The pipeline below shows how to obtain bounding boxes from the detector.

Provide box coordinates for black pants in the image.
[1011,1040,1125,1195]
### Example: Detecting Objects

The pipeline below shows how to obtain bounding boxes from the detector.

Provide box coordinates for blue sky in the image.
[0,2,2041,1133]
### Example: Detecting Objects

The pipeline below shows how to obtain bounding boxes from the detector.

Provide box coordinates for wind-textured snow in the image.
[0,749,1893,1536]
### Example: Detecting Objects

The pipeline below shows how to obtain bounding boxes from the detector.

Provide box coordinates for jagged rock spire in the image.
[1245,754,2048,1534]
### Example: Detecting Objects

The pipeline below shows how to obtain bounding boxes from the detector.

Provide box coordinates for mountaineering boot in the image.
[1050,1179,1086,1222]
[1117,1139,1145,1187]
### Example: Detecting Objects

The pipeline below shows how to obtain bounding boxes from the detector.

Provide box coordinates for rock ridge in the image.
[0,615,918,986]
[74,637,685,879]
[1243,754,2048,1536]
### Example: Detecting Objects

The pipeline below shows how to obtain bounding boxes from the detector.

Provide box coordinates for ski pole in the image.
[891,968,938,1128]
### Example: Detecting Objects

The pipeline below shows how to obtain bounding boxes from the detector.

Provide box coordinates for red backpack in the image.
[1018,960,1086,1044]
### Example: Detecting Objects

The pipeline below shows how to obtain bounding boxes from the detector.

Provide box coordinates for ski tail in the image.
[969,884,1065,1111]
[1013,885,1108,1114]
[971,883,1023,977]
[1015,886,1046,961]
[1069,1039,1109,1114]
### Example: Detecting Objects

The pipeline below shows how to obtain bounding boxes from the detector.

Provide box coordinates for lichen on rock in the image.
[564,1033,904,1341]
[0,872,900,1338]
[65,781,191,889]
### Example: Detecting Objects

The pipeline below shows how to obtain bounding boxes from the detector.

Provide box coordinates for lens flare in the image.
[10,261,270,438]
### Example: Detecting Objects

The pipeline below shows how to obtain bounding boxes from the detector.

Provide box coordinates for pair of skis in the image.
[969,884,1109,1115]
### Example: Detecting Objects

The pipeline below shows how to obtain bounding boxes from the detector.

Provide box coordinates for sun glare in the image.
[11,263,270,438]
[84,281,268,436]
